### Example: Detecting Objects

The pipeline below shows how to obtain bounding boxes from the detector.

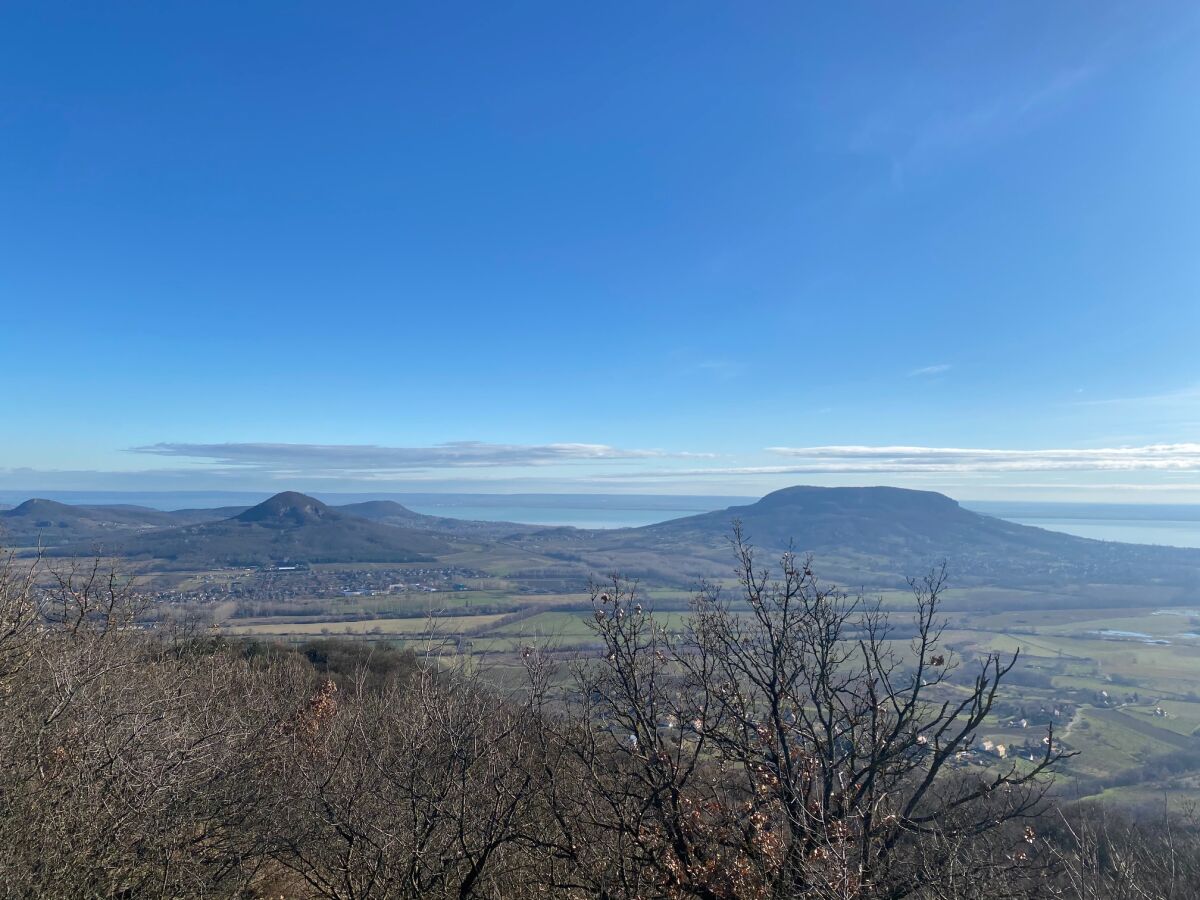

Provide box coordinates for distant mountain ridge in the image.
[613,485,1200,588]
[5,499,77,519]
[49,492,452,568]
[8,486,1200,592]
[1,497,222,546]
[4,498,176,525]
[0,492,536,551]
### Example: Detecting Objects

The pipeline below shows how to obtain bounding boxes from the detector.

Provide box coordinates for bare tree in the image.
[533,528,1072,899]
[5,542,1192,899]
[0,553,310,897]
[1046,801,1200,900]
[267,661,546,899]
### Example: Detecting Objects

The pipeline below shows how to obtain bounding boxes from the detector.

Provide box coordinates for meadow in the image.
[202,566,1200,807]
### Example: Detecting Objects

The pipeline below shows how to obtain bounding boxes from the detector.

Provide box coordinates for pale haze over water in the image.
[1003,518,1200,549]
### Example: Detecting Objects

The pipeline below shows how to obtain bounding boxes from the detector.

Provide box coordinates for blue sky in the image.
[2,2,1198,500]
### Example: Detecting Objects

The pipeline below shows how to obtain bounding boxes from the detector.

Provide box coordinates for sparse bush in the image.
[0,544,1195,898]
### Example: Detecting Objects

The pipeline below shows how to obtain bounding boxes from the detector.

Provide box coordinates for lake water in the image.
[401,503,711,530]
[1003,518,1200,549]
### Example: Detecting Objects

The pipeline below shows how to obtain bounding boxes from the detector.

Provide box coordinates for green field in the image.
[211,577,1200,805]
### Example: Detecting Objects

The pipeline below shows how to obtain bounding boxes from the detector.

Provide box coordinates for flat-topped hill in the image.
[566,485,1200,589]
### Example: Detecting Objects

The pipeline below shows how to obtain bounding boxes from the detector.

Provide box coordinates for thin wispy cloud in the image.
[955,482,1200,493]
[130,441,713,477]
[692,359,746,381]
[851,62,1101,181]
[908,363,951,377]
[1016,65,1098,116]
[759,444,1200,474]
[600,444,1200,479]
[1070,384,1200,408]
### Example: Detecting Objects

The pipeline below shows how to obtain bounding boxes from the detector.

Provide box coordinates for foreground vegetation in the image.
[1,544,1199,898]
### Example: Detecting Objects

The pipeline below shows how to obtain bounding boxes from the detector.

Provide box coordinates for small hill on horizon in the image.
[235,491,333,525]
[1,498,225,547]
[3,498,86,526]
[57,492,453,568]
[335,499,541,538]
[2,497,248,527]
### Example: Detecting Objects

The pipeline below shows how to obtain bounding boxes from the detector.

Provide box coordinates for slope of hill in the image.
[1,498,183,546]
[523,486,1200,590]
[163,505,250,524]
[235,491,330,525]
[335,499,539,538]
[333,499,432,526]
[60,492,453,568]
[3,498,89,523]
[641,485,1031,551]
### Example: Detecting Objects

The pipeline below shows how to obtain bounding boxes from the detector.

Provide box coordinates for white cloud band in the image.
[130,441,711,474]
[756,443,1200,473]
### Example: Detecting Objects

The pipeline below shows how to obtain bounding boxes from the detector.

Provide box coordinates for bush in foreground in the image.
[0,545,1195,898]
